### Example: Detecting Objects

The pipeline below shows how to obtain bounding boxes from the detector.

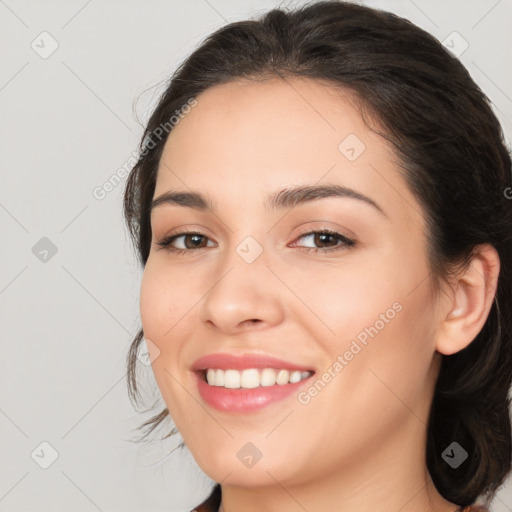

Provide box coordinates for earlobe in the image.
[435,244,500,356]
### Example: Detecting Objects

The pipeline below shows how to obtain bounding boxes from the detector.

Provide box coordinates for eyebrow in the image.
[150,184,387,217]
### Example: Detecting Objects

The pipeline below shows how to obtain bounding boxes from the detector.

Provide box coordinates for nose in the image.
[198,247,285,335]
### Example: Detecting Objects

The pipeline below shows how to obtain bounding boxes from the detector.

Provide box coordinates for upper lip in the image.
[191,352,315,372]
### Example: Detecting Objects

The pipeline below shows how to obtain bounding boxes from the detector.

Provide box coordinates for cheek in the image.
[304,251,436,395]
[139,258,185,329]
[139,268,165,337]
[331,276,436,416]
[138,263,189,406]
[293,260,401,341]
[139,262,185,359]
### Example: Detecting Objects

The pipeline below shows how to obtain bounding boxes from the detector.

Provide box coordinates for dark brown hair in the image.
[123,1,512,507]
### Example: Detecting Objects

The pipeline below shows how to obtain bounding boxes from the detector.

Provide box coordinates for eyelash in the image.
[155,228,356,255]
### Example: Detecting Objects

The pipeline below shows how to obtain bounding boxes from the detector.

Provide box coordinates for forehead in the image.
[159,77,371,171]
[154,77,423,226]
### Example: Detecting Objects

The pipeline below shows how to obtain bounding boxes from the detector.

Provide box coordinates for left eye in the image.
[155,229,356,254]
[291,230,356,253]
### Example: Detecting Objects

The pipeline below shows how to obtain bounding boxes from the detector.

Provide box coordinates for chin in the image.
[192,448,300,488]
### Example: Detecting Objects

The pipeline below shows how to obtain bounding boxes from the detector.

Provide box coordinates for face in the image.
[140,77,442,489]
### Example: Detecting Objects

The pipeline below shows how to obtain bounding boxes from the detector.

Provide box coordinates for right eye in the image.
[156,231,216,254]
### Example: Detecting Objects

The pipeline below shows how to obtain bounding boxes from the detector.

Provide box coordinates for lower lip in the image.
[193,371,314,413]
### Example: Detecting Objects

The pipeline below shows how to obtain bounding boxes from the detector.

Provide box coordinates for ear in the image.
[435,244,500,356]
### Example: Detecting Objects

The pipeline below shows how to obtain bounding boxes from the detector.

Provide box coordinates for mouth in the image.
[191,352,316,413]
[198,368,314,388]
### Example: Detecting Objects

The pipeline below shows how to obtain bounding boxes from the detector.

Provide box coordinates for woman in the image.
[123,1,512,511]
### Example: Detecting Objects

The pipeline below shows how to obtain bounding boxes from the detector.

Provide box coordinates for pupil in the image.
[188,234,203,248]
[317,233,333,247]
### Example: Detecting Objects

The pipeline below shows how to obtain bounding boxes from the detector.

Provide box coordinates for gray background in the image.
[1,0,511,510]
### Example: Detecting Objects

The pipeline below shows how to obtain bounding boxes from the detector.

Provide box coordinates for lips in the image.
[191,352,316,413]
[191,352,315,372]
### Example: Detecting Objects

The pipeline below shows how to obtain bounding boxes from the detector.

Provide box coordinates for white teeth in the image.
[204,368,313,388]
[224,369,241,389]
[260,368,276,387]
[240,369,260,389]
[214,369,224,386]
[207,369,216,385]
[289,370,302,383]
[276,369,290,385]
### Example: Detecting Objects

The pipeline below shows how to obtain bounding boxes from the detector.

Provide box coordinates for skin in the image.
[139,76,500,512]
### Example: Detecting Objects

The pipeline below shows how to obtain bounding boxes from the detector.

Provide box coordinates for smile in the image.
[191,352,316,413]
[204,368,313,388]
